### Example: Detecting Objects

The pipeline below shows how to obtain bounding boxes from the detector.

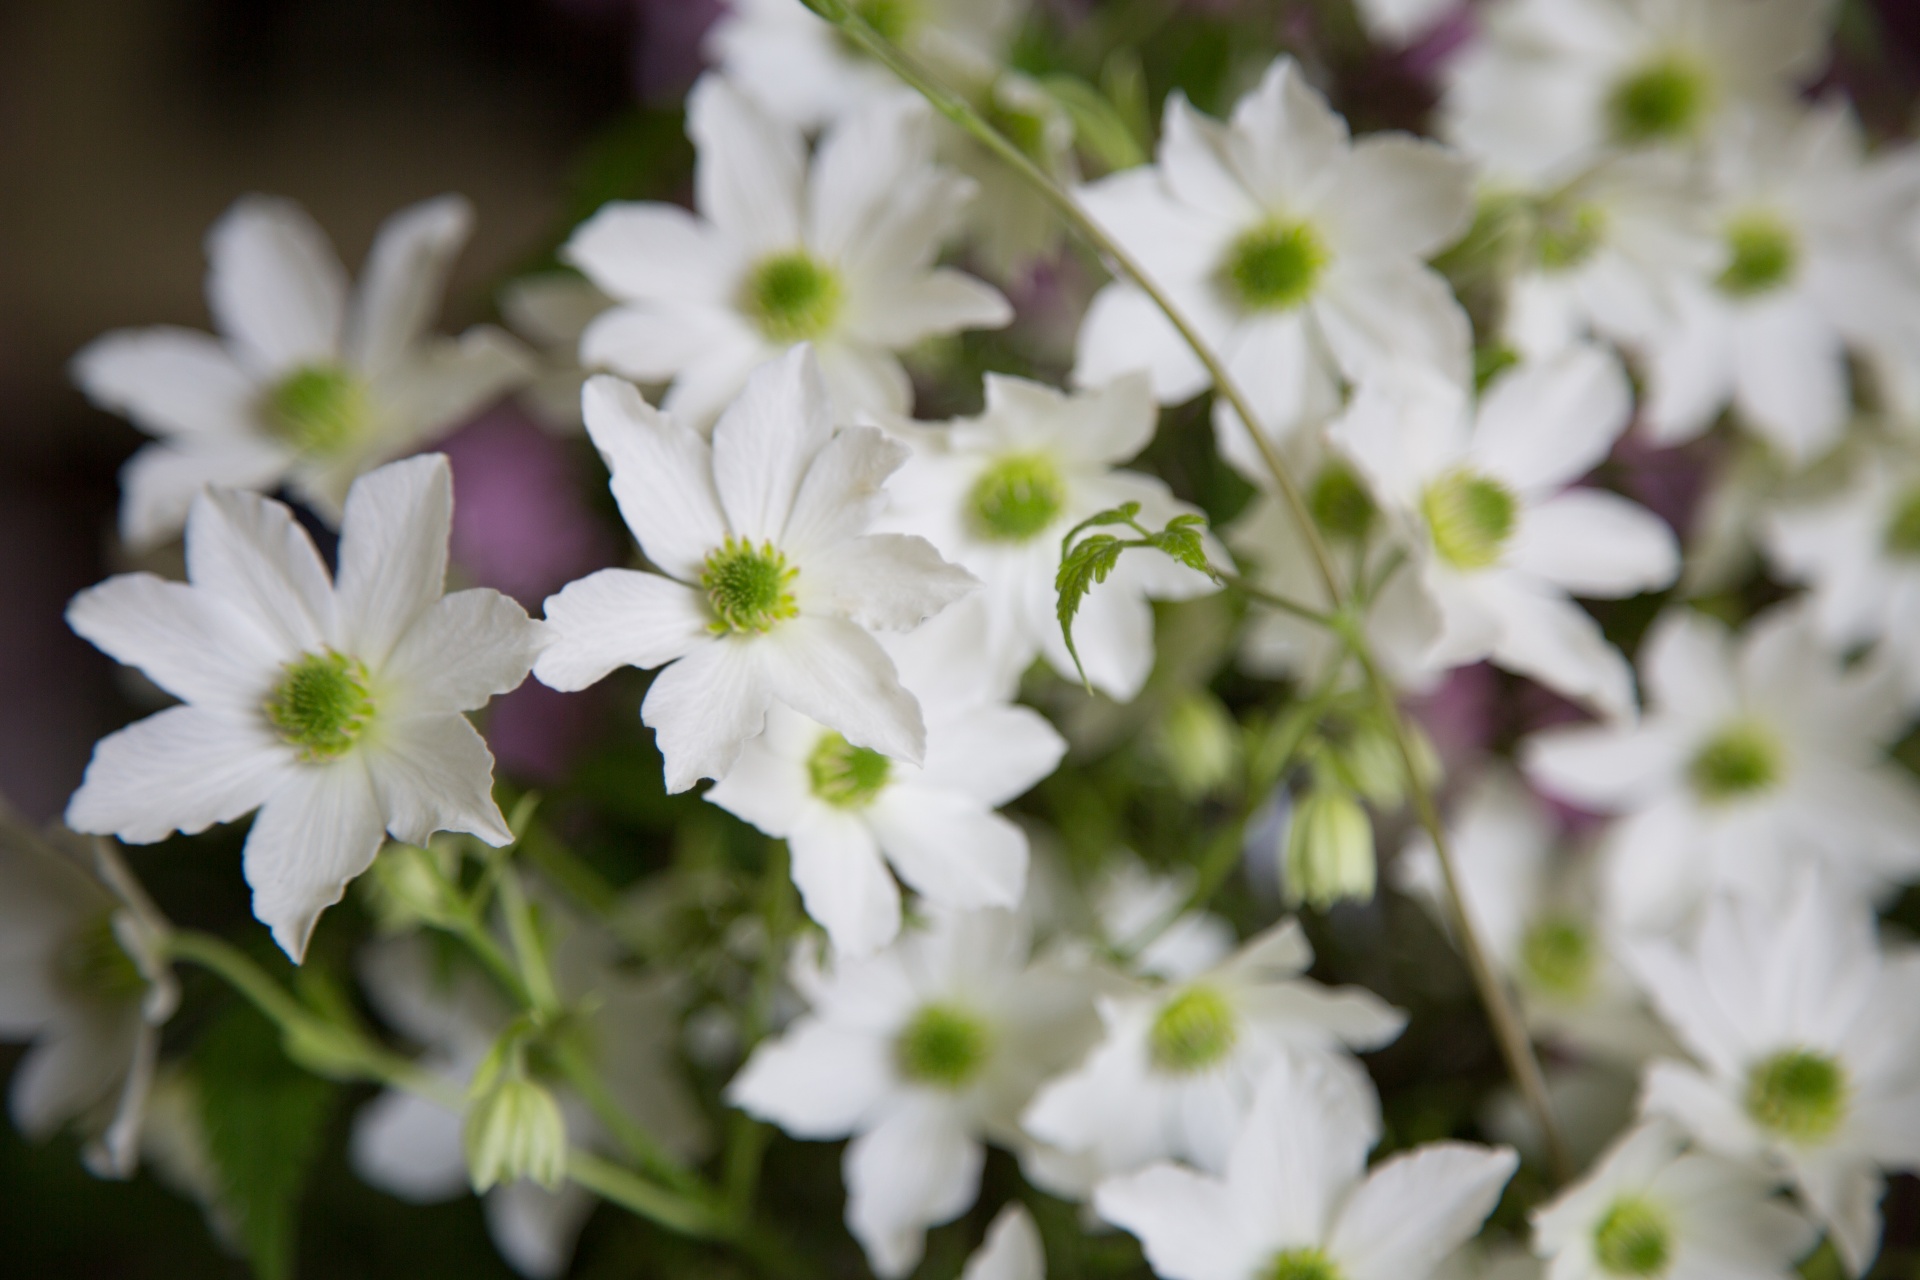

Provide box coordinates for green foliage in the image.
[1056,503,1221,690]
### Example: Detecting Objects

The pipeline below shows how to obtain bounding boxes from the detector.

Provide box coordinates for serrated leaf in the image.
[1146,525,1215,577]
[1056,535,1127,691]
[191,1002,336,1280]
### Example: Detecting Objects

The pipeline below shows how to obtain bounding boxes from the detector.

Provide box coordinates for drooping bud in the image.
[464,1038,567,1192]
[363,840,466,932]
[1153,692,1241,799]
[1284,782,1375,911]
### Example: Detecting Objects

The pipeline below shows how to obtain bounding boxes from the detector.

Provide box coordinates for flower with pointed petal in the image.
[963,1203,1047,1280]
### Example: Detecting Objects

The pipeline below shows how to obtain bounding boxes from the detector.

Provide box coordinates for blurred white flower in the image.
[1331,346,1679,718]
[1625,876,1920,1275]
[1524,605,1920,935]
[1095,1051,1518,1280]
[726,907,1099,1278]
[74,195,531,548]
[536,351,976,792]
[65,455,543,960]
[1090,856,1236,983]
[498,272,615,432]
[963,1203,1047,1280]
[564,76,1010,429]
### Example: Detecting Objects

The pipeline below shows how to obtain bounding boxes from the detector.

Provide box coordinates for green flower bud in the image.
[363,840,465,932]
[1284,784,1376,911]
[1154,692,1241,799]
[465,1072,568,1193]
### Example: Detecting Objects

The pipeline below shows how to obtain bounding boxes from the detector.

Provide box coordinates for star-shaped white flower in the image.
[73,195,532,548]
[535,349,976,792]
[879,372,1220,702]
[1624,876,1920,1275]
[1095,1051,1518,1280]
[726,907,1100,1279]
[1073,56,1474,449]
[1523,604,1920,936]
[0,811,176,1179]
[64,454,546,959]
[1330,345,1680,718]
[1532,1119,1818,1280]
[1021,920,1406,1182]
[563,75,1011,430]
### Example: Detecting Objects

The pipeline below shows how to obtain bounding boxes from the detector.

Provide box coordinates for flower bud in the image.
[464,1066,567,1193]
[1283,784,1376,911]
[1154,692,1241,799]
[363,840,464,932]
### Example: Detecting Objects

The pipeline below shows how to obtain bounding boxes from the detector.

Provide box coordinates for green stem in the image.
[567,1150,727,1238]
[1219,571,1337,627]
[552,1041,704,1196]
[498,865,562,1017]
[725,841,795,1215]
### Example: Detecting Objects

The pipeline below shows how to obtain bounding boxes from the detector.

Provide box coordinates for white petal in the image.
[1792,1150,1884,1279]
[243,759,388,960]
[66,705,292,845]
[701,711,811,834]
[919,704,1065,807]
[205,195,347,375]
[642,639,772,792]
[844,1098,984,1280]
[801,533,977,632]
[761,616,925,765]
[9,1016,129,1142]
[560,202,734,306]
[868,787,1027,912]
[781,425,910,558]
[383,589,540,714]
[661,336,792,431]
[1521,722,1689,811]
[1508,490,1679,597]
[1731,298,1849,466]
[1316,261,1471,386]
[1328,1144,1519,1280]
[1472,345,1632,496]
[185,486,334,655]
[72,327,259,441]
[350,1089,467,1202]
[367,713,512,849]
[356,326,531,450]
[1481,577,1636,719]
[485,1183,595,1280]
[1159,93,1263,223]
[845,270,1012,347]
[334,454,452,667]
[1094,1163,1255,1280]
[580,374,728,581]
[1226,1052,1376,1247]
[1319,135,1475,260]
[1637,1062,1762,1159]
[713,347,834,544]
[66,572,280,710]
[535,570,708,692]
[345,195,473,375]
[815,342,916,421]
[580,303,754,385]
[789,805,902,957]
[117,437,292,551]
[725,1017,890,1138]
[688,74,805,253]
[1223,59,1349,213]
[962,1204,1045,1280]
[1073,282,1211,407]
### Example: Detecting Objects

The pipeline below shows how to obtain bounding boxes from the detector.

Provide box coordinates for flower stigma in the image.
[1308,461,1376,541]
[743,251,845,343]
[1265,1247,1342,1280]
[1592,1195,1672,1277]
[1221,220,1327,312]
[1746,1049,1848,1143]
[1149,984,1239,1073]
[1717,213,1797,297]
[264,650,376,762]
[969,453,1067,541]
[1519,915,1597,1001]
[1606,57,1710,144]
[264,364,371,457]
[701,537,800,635]
[808,732,892,808]
[1422,470,1518,570]
[895,1003,992,1089]
[1884,488,1920,558]
[1687,720,1780,803]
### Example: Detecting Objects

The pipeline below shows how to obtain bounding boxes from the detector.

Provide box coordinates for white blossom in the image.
[963,1203,1047,1280]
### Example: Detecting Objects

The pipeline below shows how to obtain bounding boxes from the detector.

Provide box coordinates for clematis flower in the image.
[534,349,977,792]
[1523,605,1920,935]
[1330,344,1680,719]
[963,1204,1046,1280]
[563,75,1011,429]
[726,907,1100,1279]
[73,195,532,548]
[64,454,545,960]
[1624,876,1920,1275]
[1021,920,1406,1182]
[879,372,1221,702]
[1072,56,1474,451]
[0,810,176,1179]
[1531,1119,1818,1280]
[1094,1051,1519,1280]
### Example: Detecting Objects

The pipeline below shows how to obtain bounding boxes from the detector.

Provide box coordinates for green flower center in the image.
[1519,915,1597,1001]
[1884,488,1920,558]
[1221,220,1327,313]
[807,732,892,808]
[1746,1049,1848,1143]
[1717,213,1797,297]
[1422,470,1518,570]
[969,453,1067,542]
[1265,1248,1342,1280]
[701,538,799,635]
[264,364,370,457]
[1687,720,1781,803]
[58,912,146,1005]
[1308,462,1376,541]
[742,251,844,344]
[895,1003,992,1089]
[1537,203,1608,272]
[1593,1196,1672,1277]
[1148,984,1239,1074]
[264,650,376,761]
[1606,57,1709,144]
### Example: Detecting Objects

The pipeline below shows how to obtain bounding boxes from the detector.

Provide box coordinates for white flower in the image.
[706,686,1065,956]
[0,812,176,1179]
[1531,1119,1818,1280]
[963,1203,1046,1280]
[499,272,616,432]
[534,350,976,793]
[1094,1051,1519,1280]
[1523,605,1920,936]
[1330,345,1679,718]
[563,76,1011,430]
[64,454,545,959]
[1442,0,1838,184]
[1396,769,1668,1066]
[1021,920,1406,1181]
[726,907,1099,1279]
[1764,443,1920,695]
[879,372,1220,702]
[1624,876,1920,1274]
[1637,104,1920,464]
[1090,856,1236,983]
[73,195,532,548]
[1072,56,1474,450]
[706,0,1026,132]
[350,921,708,1279]
[1352,0,1456,46]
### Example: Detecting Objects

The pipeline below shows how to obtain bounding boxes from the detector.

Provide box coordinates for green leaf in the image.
[1038,73,1147,173]
[1055,534,1127,691]
[191,1002,337,1280]
[1145,518,1217,579]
